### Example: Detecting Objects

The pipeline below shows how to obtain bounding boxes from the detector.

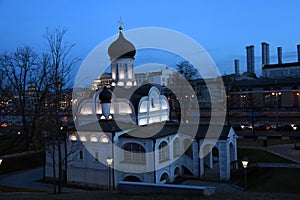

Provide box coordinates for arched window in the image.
[90,136,98,143]
[173,138,180,157]
[123,143,146,164]
[159,141,169,163]
[80,136,87,142]
[100,136,110,143]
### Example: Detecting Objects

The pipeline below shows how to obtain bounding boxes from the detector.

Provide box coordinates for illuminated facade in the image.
[45,25,237,188]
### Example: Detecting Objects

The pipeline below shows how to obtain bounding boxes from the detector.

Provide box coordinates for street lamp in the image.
[0,158,2,166]
[272,92,281,128]
[106,157,113,191]
[240,94,246,111]
[241,156,249,191]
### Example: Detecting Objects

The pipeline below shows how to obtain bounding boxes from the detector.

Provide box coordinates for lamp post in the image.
[0,158,2,166]
[241,156,249,191]
[240,94,246,111]
[106,157,113,191]
[293,125,298,149]
[272,92,281,128]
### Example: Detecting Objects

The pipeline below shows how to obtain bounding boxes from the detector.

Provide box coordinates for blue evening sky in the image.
[1,0,300,77]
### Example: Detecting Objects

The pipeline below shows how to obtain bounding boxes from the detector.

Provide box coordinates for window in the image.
[159,141,169,162]
[69,134,77,142]
[101,136,109,143]
[95,152,99,162]
[79,150,83,160]
[80,136,87,142]
[151,97,155,108]
[123,143,146,164]
[90,136,98,143]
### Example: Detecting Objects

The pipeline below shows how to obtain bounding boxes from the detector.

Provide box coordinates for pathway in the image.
[0,167,83,193]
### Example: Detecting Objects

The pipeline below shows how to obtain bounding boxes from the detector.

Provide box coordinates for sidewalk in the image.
[0,167,83,193]
[239,143,300,164]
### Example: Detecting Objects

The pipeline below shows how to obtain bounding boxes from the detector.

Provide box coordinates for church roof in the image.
[76,120,137,132]
[120,121,179,139]
[120,122,232,140]
[108,26,136,60]
[99,86,112,103]
[76,119,232,140]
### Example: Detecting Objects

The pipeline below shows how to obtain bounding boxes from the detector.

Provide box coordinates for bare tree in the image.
[171,60,199,122]
[176,60,198,81]
[43,27,79,194]
[0,47,39,148]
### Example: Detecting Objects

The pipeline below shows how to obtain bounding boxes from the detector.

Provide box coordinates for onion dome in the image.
[99,86,112,103]
[108,26,136,60]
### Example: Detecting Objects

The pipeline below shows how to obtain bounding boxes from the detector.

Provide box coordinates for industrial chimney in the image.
[234,59,240,75]
[246,45,255,74]
[261,42,270,66]
[297,44,300,63]
[277,46,282,64]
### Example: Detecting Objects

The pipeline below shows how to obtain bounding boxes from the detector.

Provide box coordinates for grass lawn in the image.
[237,138,300,147]
[235,148,299,194]
[237,148,296,164]
[235,167,300,194]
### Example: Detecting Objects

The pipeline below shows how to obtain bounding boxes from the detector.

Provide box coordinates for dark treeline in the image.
[0,27,80,193]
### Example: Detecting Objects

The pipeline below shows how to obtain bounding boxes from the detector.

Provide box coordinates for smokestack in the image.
[261,42,269,66]
[297,44,300,63]
[234,59,240,75]
[277,46,282,64]
[246,45,255,74]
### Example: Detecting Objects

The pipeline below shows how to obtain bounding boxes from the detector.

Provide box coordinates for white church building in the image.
[45,25,238,189]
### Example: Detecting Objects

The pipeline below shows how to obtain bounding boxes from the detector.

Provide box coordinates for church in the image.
[45,25,238,189]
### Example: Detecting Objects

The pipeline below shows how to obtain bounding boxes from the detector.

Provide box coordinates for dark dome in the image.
[99,86,112,103]
[108,26,136,60]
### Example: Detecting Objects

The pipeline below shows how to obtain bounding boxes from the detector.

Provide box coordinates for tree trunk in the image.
[52,145,57,194]
[58,141,62,193]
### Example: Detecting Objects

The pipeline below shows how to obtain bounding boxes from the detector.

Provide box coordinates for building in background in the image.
[262,45,300,78]
[135,66,175,87]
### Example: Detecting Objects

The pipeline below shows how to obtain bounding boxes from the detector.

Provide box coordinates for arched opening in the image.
[123,175,142,182]
[159,141,169,163]
[203,145,211,169]
[123,143,146,164]
[212,147,219,165]
[174,167,181,176]
[160,172,169,182]
[201,145,220,181]
[182,165,193,177]
[229,142,237,173]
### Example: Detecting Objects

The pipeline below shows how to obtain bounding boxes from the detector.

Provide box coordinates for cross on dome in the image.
[118,17,123,32]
